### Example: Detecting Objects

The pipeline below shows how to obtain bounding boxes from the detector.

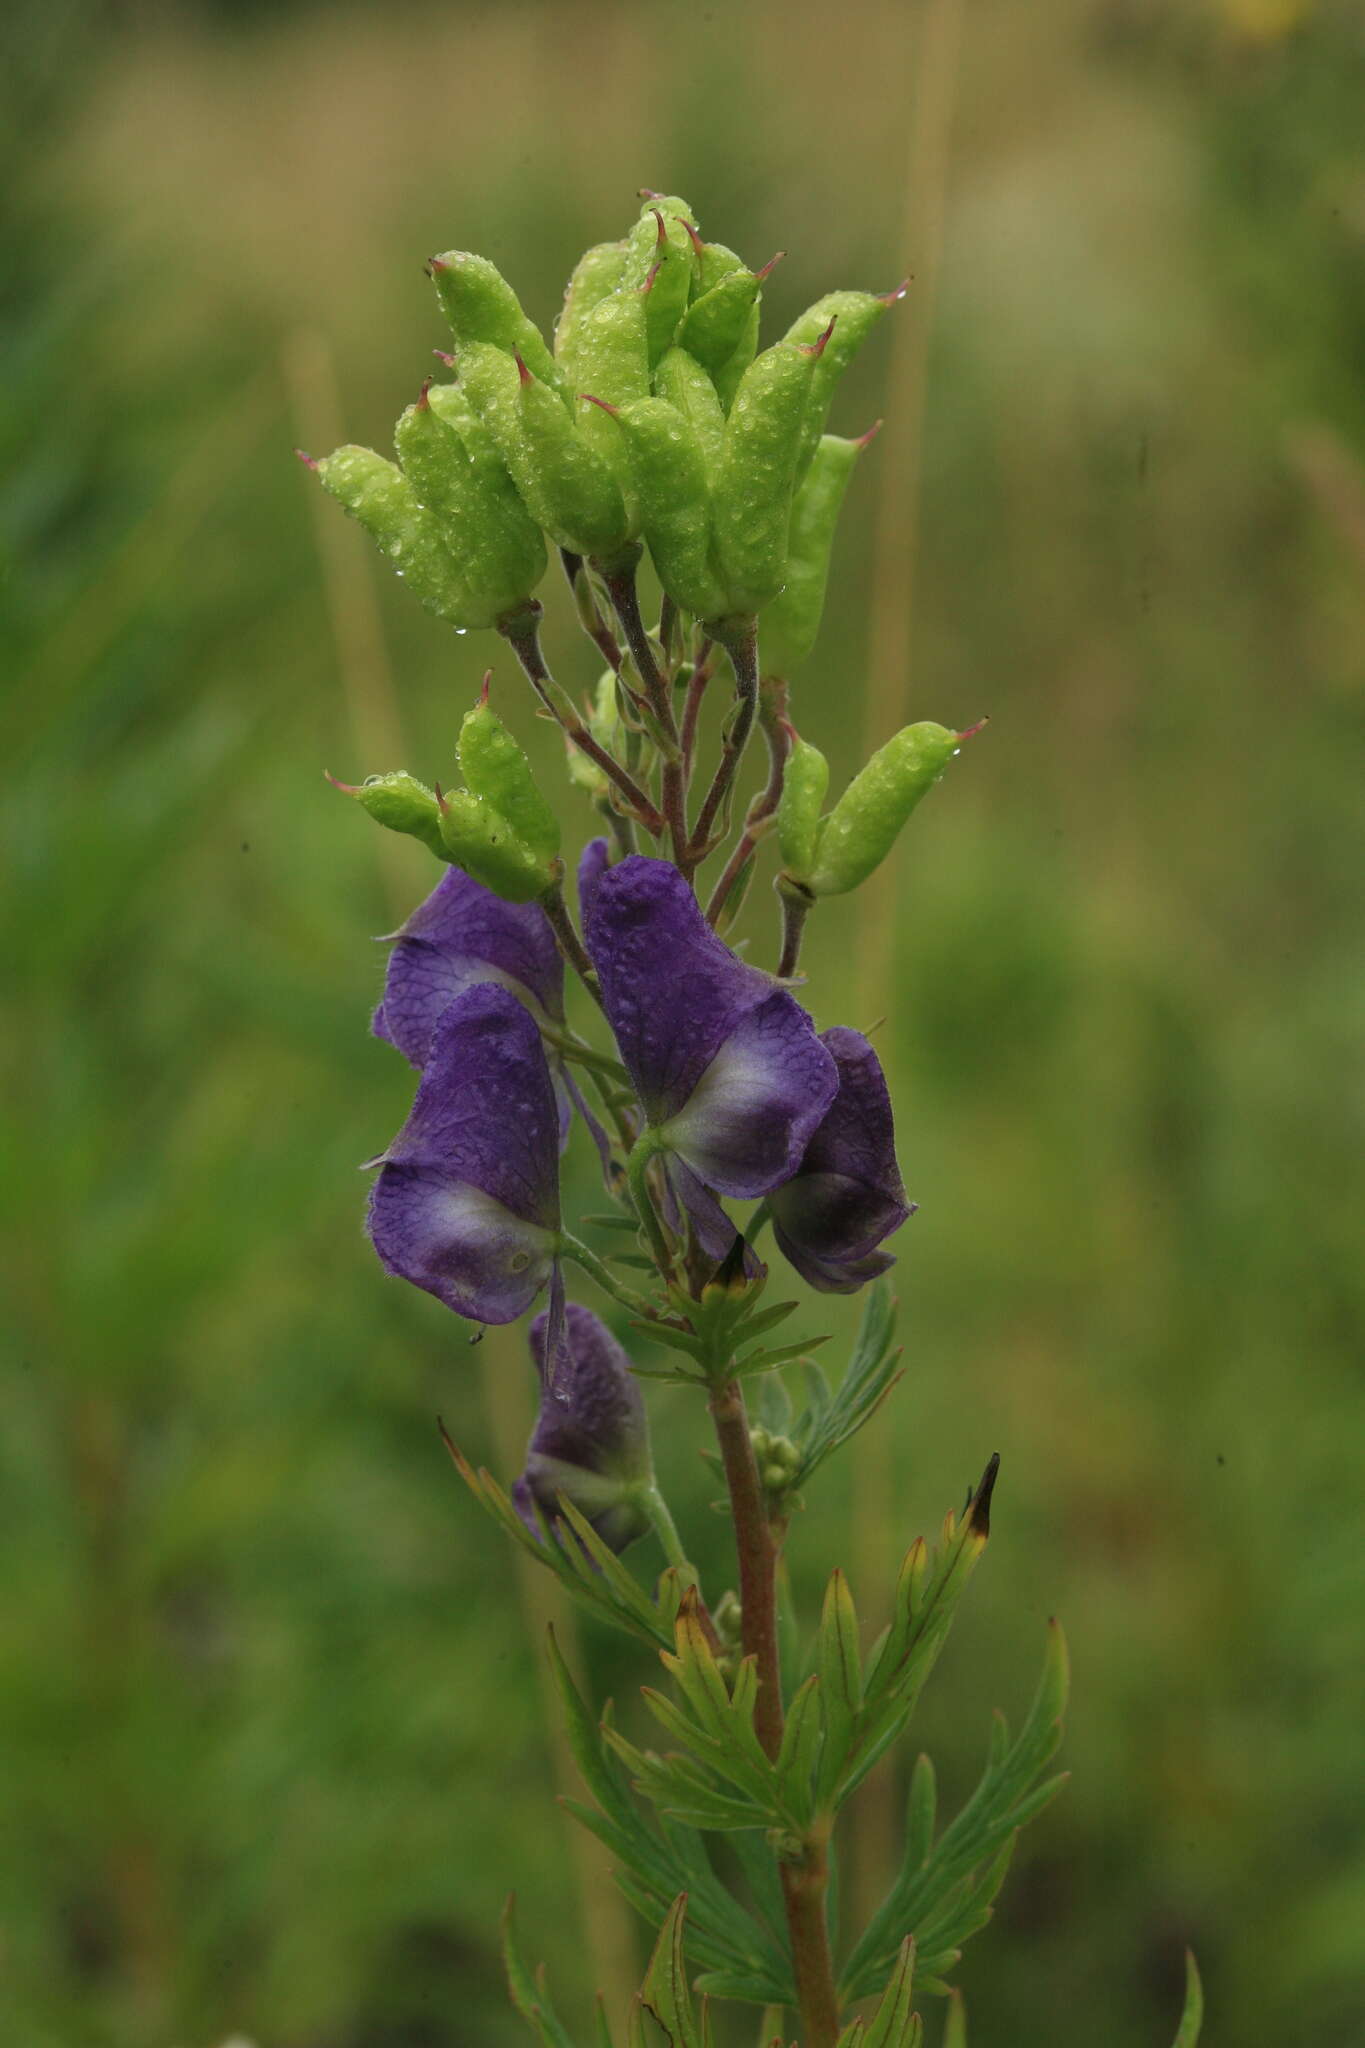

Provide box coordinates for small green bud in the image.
[457,688,560,862]
[564,670,621,798]
[436,786,554,904]
[428,250,569,406]
[330,769,445,858]
[806,721,966,897]
[762,1461,788,1492]
[776,737,830,884]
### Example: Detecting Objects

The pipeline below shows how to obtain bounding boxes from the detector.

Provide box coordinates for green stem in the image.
[637,1481,694,1581]
[688,616,760,871]
[747,1198,773,1244]
[625,1138,675,1279]
[776,882,813,981]
[540,879,605,1013]
[539,1025,628,1082]
[558,1234,656,1320]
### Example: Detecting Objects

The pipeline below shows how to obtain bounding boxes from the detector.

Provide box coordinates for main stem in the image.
[709,1374,842,2048]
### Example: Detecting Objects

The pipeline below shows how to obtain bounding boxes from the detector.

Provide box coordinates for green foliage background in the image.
[3,1,1362,2043]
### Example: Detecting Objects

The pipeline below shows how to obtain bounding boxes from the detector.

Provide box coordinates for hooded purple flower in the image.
[373,866,564,1065]
[373,865,614,1162]
[769,1026,911,1292]
[512,1303,652,1554]
[367,983,564,1333]
[585,858,837,1220]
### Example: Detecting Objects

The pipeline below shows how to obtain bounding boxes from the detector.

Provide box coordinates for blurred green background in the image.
[4,0,1363,2043]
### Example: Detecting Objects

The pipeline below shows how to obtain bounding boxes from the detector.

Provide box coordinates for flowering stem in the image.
[679,640,714,778]
[776,884,813,980]
[538,1026,628,1083]
[541,880,605,1012]
[558,547,623,672]
[637,1481,695,1581]
[500,606,664,836]
[558,1235,656,1320]
[602,565,689,868]
[625,1137,676,1279]
[710,1373,842,2048]
[688,618,760,871]
[704,684,791,927]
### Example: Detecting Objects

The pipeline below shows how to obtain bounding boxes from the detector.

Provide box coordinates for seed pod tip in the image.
[432,348,457,368]
[854,418,884,451]
[580,391,620,418]
[801,314,838,359]
[878,276,912,306]
[323,769,359,794]
[294,447,319,470]
[956,715,990,743]
[754,249,786,282]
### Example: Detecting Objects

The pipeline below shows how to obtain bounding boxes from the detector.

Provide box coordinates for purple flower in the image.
[367,983,564,1331]
[373,866,565,1065]
[585,857,837,1203]
[371,865,615,1159]
[512,1303,652,1554]
[769,1027,911,1292]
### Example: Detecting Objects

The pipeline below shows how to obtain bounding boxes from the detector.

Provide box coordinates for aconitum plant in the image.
[303,192,1204,2048]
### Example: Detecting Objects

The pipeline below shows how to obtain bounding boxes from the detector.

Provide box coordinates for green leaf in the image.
[840,1622,1070,2002]
[640,1895,703,2048]
[862,1937,921,2048]
[788,1280,904,1491]
[1171,1952,1204,2047]
[815,1569,863,1806]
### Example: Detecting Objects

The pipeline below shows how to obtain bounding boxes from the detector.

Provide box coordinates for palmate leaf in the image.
[839,1622,1070,2002]
[547,1630,795,2007]
[786,1280,903,1492]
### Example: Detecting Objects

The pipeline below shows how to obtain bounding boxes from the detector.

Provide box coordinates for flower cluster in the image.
[366,848,909,1544]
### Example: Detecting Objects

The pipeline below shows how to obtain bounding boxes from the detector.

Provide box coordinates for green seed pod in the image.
[677,268,761,376]
[713,298,762,415]
[333,769,446,859]
[695,241,745,295]
[711,333,826,617]
[653,346,725,485]
[596,395,728,621]
[458,342,630,561]
[555,239,627,362]
[563,288,651,495]
[759,427,875,676]
[426,378,515,490]
[457,691,560,861]
[312,445,480,628]
[622,200,698,365]
[393,394,547,624]
[776,737,830,882]
[806,721,961,897]
[436,787,554,904]
[428,251,569,408]
[783,284,905,483]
